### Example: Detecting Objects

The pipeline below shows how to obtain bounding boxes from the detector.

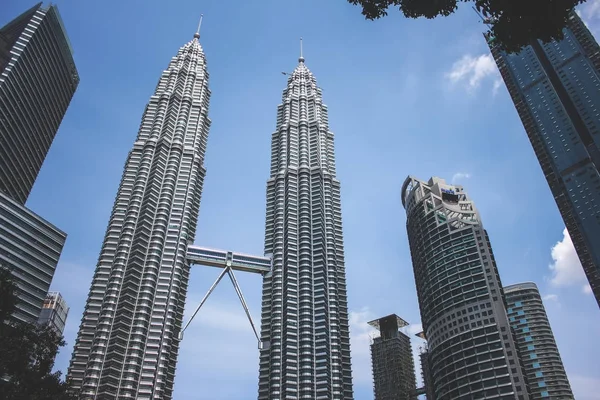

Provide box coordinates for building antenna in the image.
[299,37,305,62]
[194,14,203,39]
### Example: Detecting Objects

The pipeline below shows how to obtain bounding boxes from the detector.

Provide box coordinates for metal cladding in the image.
[0,3,79,205]
[488,11,600,308]
[67,33,211,399]
[258,58,354,399]
[402,176,530,400]
[504,283,574,399]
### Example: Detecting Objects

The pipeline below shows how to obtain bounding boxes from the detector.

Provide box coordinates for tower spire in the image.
[194,14,203,39]
[299,37,304,63]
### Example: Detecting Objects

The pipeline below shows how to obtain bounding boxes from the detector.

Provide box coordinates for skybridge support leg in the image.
[227,268,261,347]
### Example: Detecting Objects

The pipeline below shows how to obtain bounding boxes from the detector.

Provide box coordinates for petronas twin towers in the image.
[68,28,353,400]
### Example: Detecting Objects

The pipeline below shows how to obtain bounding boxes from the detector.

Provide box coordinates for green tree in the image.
[0,267,77,400]
[347,0,587,53]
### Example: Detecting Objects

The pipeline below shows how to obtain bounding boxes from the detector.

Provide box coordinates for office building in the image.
[369,314,416,400]
[401,176,530,400]
[488,11,600,307]
[0,3,79,204]
[505,282,574,399]
[257,52,354,399]
[67,29,211,399]
[0,192,67,324]
[38,291,69,336]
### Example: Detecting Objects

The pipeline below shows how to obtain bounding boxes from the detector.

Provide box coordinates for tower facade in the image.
[67,31,211,399]
[402,176,530,400]
[369,314,416,400]
[258,55,354,399]
[488,11,600,307]
[504,283,573,399]
[0,3,79,204]
[38,291,69,336]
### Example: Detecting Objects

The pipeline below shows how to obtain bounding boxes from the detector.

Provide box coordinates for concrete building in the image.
[0,192,66,324]
[67,28,211,398]
[257,50,354,399]
[369,314,416,400]
[504,283,574,399]
[488,11,600,307]
[0,2,79,204]
[38,291,69,336]
[401,176,530,400]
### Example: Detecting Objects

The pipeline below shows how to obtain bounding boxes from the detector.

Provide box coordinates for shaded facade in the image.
[369,314,416,400]
[0,2,79,204]
[401,176,530,400]
[504,283,573,399]
[67,31,211,399]
[0,192,66,324]
[488,12,600,307]
[258,54,353,399]
[38,291,69,336]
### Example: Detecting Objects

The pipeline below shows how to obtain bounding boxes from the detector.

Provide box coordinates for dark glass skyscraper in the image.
[258,54,354,399]
[402,176,530,400]
[0,2,79,205]
[369,314,416,400]
[38,291,70,336]
[488,12,600,307]
[504,283,573,399]
[68,30,211,399]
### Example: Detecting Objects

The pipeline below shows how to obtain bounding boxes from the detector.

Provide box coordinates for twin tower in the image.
[67,29,354,399]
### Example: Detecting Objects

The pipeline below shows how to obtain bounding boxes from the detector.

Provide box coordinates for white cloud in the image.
[451,172,471,184]
[542,294,559,302]
[445,54,500,92]
[583,284,593,295]
[548,228,589,293]
[349,307,377,385]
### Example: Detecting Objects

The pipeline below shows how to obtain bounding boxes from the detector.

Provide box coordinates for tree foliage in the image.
[347,0,587,53]
[0,267,77,400]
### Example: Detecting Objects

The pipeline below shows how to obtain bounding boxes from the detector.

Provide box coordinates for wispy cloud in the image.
[451,172,471,184]
[445,54,502,94]
[542,294,559,302]
[349,307,377,385]
[548,228,589,293]
[570,374,600,400]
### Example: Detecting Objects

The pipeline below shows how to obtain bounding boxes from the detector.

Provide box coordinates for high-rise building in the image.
[0,192,67,324]
[0,2,79,205]
[504,282,574,399]
[401,176,530,400]
[258,52,354,399]
[488,11,600,307]
[67,29,211,399]
[418,345,435,400]
[368,314,416,400]
[38,291,69,336]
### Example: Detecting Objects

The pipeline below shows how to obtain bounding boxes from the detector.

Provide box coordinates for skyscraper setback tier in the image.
[0,2,79,205]
[258,55,354,399]
[401,176,530,400]
[488,11,600,307]
[504,283,574,399]
[67,31,211,399]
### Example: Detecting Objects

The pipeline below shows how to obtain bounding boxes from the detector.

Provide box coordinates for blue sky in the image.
[3,0,600,398]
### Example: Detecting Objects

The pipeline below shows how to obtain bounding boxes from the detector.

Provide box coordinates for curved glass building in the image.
[504,282,573,399]
[401,176,530,400]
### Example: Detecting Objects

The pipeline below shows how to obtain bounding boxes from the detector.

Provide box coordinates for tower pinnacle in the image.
[299,37,304,63]
[194,14,203,39]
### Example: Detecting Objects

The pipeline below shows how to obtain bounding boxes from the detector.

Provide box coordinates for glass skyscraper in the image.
[68,29,211,399]
[258,54,354,399]
[38,291,70,336]
[402,176,530,400]
[0,3,79,205]
[504,283,573,399]
[488,12,600,307]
